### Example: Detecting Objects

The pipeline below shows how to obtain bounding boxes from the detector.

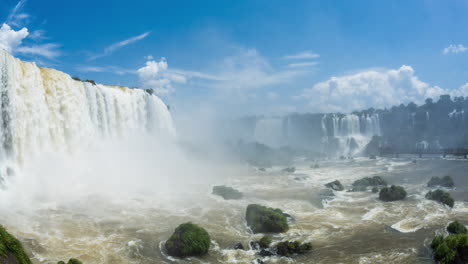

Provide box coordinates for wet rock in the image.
[60,259,82,264]
[325,180,344,191]
[352,176,387,188]
[258,168,266,172]
[431,234,468,264]
[282,167,296,173]
[447,221,467,234]
[233,243,244,250]
[412,159,417,164]
[275,241,312,257]
[212,185,243,200]
[427,176,455,188]
[258,248,275,257]
[339,156,346,160]
[246,204,289,233]
[372,186,379,193]
[253,259,265,264]
[426,189,454,208]
[0,226,32,264]
[293,174,309,181]
[258,235,272,248]
[379,185,407,201]
[369,155,377,160]
[165,222,210,257]
[310,164,319,169]
[250,241,261,250]
[349,185,367,192]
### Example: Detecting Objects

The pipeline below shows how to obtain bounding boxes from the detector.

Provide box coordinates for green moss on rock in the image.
[379,185,407,202]
[447,221,467,235]
[426,189,455,208]
[352,176,387,187]
[325,180,344,191]
[0,226,32,264]
[246,204,289,233]
[212,185,243,200]
[431,234,468,264]
[428,176,455,188]
[165,222,210,257]
[258,235,272,248]
[275,241,312,257]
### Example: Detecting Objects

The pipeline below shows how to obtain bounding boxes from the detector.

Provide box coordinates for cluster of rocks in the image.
[425,176,455,208]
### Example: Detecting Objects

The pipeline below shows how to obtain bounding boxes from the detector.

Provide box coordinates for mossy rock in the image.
[258,235,272,248]
[246,204,289,233]
[426,189,455,208]
[282,167,295,173]
[431,233,468,264]
[379,185,407,202]
[0,226,32,264]
[447,221,467,235]
[275,241,312,257]
[371,186,379,193]
[165,222,210,257]
[325,180,344,191]
[212,185,243,200]
[428,176,455,188]
[57,259,82,264]
[352,176,387,187]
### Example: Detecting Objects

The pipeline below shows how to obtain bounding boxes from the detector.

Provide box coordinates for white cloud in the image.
[443,44,468,54]
[137,58,186,95]
[283,50,320,60]
[89,32,150,60]
[0,23,28,53]
[144,55,154,60]
[287,61,318,68]
[298,65,448,112]
[16,43,60,59]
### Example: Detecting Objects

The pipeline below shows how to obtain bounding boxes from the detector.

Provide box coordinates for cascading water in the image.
[0,49,176,168]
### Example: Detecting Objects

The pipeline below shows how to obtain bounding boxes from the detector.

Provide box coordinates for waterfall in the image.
[0,50,176,166]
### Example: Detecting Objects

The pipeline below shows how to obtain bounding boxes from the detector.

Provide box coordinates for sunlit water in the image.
[1,156,467,264]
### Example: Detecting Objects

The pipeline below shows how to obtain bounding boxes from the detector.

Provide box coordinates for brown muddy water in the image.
[2,156,468,264]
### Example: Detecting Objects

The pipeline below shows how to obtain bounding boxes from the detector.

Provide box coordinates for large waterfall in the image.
[0,49,176,167]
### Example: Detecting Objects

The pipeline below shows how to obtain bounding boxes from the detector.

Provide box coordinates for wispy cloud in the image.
[89,32,150,60]
[283,50,320,60]
[287,61,318,68]
[6,0,29,27]
[16,43,60,59]
[443,44,468,54]
[77,65,136,75]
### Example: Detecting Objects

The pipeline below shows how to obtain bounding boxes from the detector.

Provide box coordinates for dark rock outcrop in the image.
[352,176,387,187]
[282,167,296,173]
[379,185,407,201]
[233,243,244,250]
[274,241,312,257]
[165,222,210,257]
[246,204,289,233]
[325,180,344,191]
[426,189,455,208]
[428,176,455,188]
[212,185,243,200]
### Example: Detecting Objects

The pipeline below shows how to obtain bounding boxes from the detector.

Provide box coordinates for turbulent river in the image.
[1,156,467,264]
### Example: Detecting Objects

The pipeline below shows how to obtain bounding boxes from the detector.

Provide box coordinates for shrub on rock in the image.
[379,185,407,201]
[431,234,468,264]
[325,180,344,191]
[0,226,32,264]
[447,221,467,235]
[283,167,295,173]
[165,222,210,257]
[246,204,289,233]
[258,235,272,248]
[275,241,312,257]
[212,185,243,200]
[426,189,455,208]
[428,176,455,188]
[352,176,387,187]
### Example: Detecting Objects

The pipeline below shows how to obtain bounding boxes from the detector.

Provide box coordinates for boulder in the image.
[258,249,274,257]
[274,241,312,257]
[282,167,296,173]
[426,189,455,208]
[352,176,386,187]
[0,226,32,264]
[371,186,379,193]
[258,235,272,248]
[212,185,243,200]
[325,180,344,191]
[431,234,468,264]
[165,222,210,257]
[447,221,467,235]
[233,243,244,250]
[379,185,407,201]
[428,176,455,188]
[246,204,289,233]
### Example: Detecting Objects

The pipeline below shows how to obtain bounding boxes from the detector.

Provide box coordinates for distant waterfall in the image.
[322,113,381,156]
[0,49,176,166]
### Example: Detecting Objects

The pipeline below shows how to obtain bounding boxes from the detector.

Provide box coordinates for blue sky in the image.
[1,0,468,116]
